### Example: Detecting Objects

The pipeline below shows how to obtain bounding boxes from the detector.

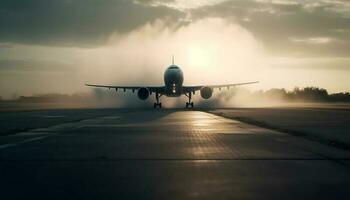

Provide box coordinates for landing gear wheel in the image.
[185,92,194,109]
[186,102,194,108]
[154,102,162,109]
[154,92,162,109]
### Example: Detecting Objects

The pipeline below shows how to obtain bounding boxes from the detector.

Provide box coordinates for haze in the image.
[0,0,350,99]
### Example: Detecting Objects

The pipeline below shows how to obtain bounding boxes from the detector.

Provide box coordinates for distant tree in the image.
[329,92,350,102]
[246,87,350,103]
[290,87,328,102]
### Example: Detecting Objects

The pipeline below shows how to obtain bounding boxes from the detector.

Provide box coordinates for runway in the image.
[1,109,350,199]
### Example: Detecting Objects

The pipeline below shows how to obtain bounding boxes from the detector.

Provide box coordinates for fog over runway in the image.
[1,109,350,199]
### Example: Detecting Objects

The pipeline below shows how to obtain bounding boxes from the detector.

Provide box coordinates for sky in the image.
[0,0,350,99]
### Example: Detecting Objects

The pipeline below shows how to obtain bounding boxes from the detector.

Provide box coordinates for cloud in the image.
[1,0,350,57]
[0,0,183,47]
[0,17,263,98]
[190,0,350,57]
[269,57,350,71]
[76,17,263,93]
[0,59,73,72]
[136,0,229,10]
[289,37,332,44]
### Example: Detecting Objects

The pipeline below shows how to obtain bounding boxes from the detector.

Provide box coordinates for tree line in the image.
[1,87,350,103]
[252,87,350,102]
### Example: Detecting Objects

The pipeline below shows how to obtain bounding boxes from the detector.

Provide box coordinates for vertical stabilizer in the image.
[172,55,174,65]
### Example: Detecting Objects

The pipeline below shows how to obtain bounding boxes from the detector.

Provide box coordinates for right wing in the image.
[182,81,259,93]
[85,83,164,94]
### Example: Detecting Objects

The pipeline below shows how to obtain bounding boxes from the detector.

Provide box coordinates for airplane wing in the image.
[85,83,164,93]
[182,81,258,93]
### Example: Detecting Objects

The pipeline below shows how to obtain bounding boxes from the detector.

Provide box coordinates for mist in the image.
[0,17,264,99]
[1,17,349,102]
[81,17,264,89]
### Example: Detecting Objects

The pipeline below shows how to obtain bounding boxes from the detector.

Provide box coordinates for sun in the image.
[186,45,217,69]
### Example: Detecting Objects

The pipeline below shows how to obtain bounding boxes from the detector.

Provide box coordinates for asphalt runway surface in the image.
[210,107,350,148]
[1,109,350,200]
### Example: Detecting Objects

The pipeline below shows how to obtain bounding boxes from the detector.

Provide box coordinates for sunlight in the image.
[186,45,215,68]
[99,17,264,88]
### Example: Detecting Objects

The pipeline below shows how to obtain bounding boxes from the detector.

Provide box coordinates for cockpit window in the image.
[168,66,179,69]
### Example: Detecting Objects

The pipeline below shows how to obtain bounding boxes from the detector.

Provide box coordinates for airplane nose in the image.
[164,67,184,86]
[168,72,179,81]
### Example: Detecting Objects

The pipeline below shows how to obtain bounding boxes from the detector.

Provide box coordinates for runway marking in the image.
[101,116,121,119]
[0,115,119,150]
[0,136,49,150]
[43,115,65,118]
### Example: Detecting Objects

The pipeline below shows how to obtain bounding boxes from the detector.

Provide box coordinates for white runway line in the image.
[0,136,49,150]
[0,116,112,150]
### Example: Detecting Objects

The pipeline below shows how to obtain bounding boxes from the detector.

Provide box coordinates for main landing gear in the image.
[153,92,194,109]
[154,92,162,109]
[185,92,194,108]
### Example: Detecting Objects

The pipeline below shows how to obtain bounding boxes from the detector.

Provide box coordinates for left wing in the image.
[182,81,258,93]
[85,83,164,94]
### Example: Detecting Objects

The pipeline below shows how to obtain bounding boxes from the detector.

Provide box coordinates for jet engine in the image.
[137,87,150,100]
[200,87,213,99]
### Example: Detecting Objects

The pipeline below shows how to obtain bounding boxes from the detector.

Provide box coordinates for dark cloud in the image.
[1,0,350,57]
[0,0,183,47]
[190,0,350,57]
[134,0,175,5]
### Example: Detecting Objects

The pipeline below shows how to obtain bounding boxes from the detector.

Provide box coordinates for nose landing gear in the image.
[154,102,162,109]
[186,102,194,108]
[154,92,162,109]
[185,92,194,108]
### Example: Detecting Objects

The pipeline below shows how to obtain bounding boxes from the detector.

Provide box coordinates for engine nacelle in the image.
[137,87,149,100]
[200,87,213,99]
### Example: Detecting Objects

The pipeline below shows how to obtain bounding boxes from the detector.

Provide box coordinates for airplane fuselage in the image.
[164,65,184,97]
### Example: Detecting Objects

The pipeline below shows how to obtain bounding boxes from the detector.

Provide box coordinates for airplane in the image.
[85,57,258,108]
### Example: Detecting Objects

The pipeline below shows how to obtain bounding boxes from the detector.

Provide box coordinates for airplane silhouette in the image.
[86,56,258,108]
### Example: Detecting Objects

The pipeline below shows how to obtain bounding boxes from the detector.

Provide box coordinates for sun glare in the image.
[186,45,216,68]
